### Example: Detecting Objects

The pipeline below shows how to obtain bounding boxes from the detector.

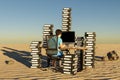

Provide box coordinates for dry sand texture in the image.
[0,44,120,80]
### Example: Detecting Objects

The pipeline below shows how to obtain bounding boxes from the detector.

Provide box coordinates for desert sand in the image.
[0,44,120,80]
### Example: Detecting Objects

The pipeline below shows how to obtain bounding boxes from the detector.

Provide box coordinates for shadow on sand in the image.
[1,47,49,68]
[1,47,31,67]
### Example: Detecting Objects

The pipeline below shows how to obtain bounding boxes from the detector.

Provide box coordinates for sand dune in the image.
[0,44,120,80]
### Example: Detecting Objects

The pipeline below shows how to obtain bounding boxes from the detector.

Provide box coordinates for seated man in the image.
[46,29,65,67]
[55,29,65,57]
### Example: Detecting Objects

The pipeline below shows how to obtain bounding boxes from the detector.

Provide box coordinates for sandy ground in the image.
[0,44,120,80]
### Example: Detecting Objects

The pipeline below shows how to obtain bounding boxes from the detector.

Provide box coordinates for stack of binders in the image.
[42,24,53,48]
[63,54,78,75]
[75,37,84,72]
[30,41,42,68]
[62,8,71,32]
[84,32,96,68]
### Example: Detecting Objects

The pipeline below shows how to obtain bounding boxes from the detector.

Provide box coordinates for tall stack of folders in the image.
[63,54,78,75]
[84,32,96,68]
[42,24,53,48]
[75,37,84,72]
[30,41,42,68]
[62,8,71,32]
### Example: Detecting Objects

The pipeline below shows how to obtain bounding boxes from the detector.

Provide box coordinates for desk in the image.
[60,46,87,51]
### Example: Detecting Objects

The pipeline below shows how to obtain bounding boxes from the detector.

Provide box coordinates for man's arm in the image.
[58,37,65,49]
[59,43,66,49]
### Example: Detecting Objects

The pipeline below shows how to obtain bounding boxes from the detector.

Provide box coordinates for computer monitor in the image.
[61,31,75,43]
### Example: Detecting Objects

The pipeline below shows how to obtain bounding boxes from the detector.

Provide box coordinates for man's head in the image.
[56,29,62,37]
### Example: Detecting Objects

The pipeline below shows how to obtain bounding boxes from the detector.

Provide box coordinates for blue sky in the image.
[0,0,120,44]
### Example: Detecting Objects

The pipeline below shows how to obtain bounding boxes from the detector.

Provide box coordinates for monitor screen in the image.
[61,31,75,43]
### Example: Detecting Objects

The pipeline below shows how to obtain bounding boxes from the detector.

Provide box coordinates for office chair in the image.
[46,35,63,72]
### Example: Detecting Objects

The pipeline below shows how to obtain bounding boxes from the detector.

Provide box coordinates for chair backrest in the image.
[46,35,58,55]
[47,35,58,49]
